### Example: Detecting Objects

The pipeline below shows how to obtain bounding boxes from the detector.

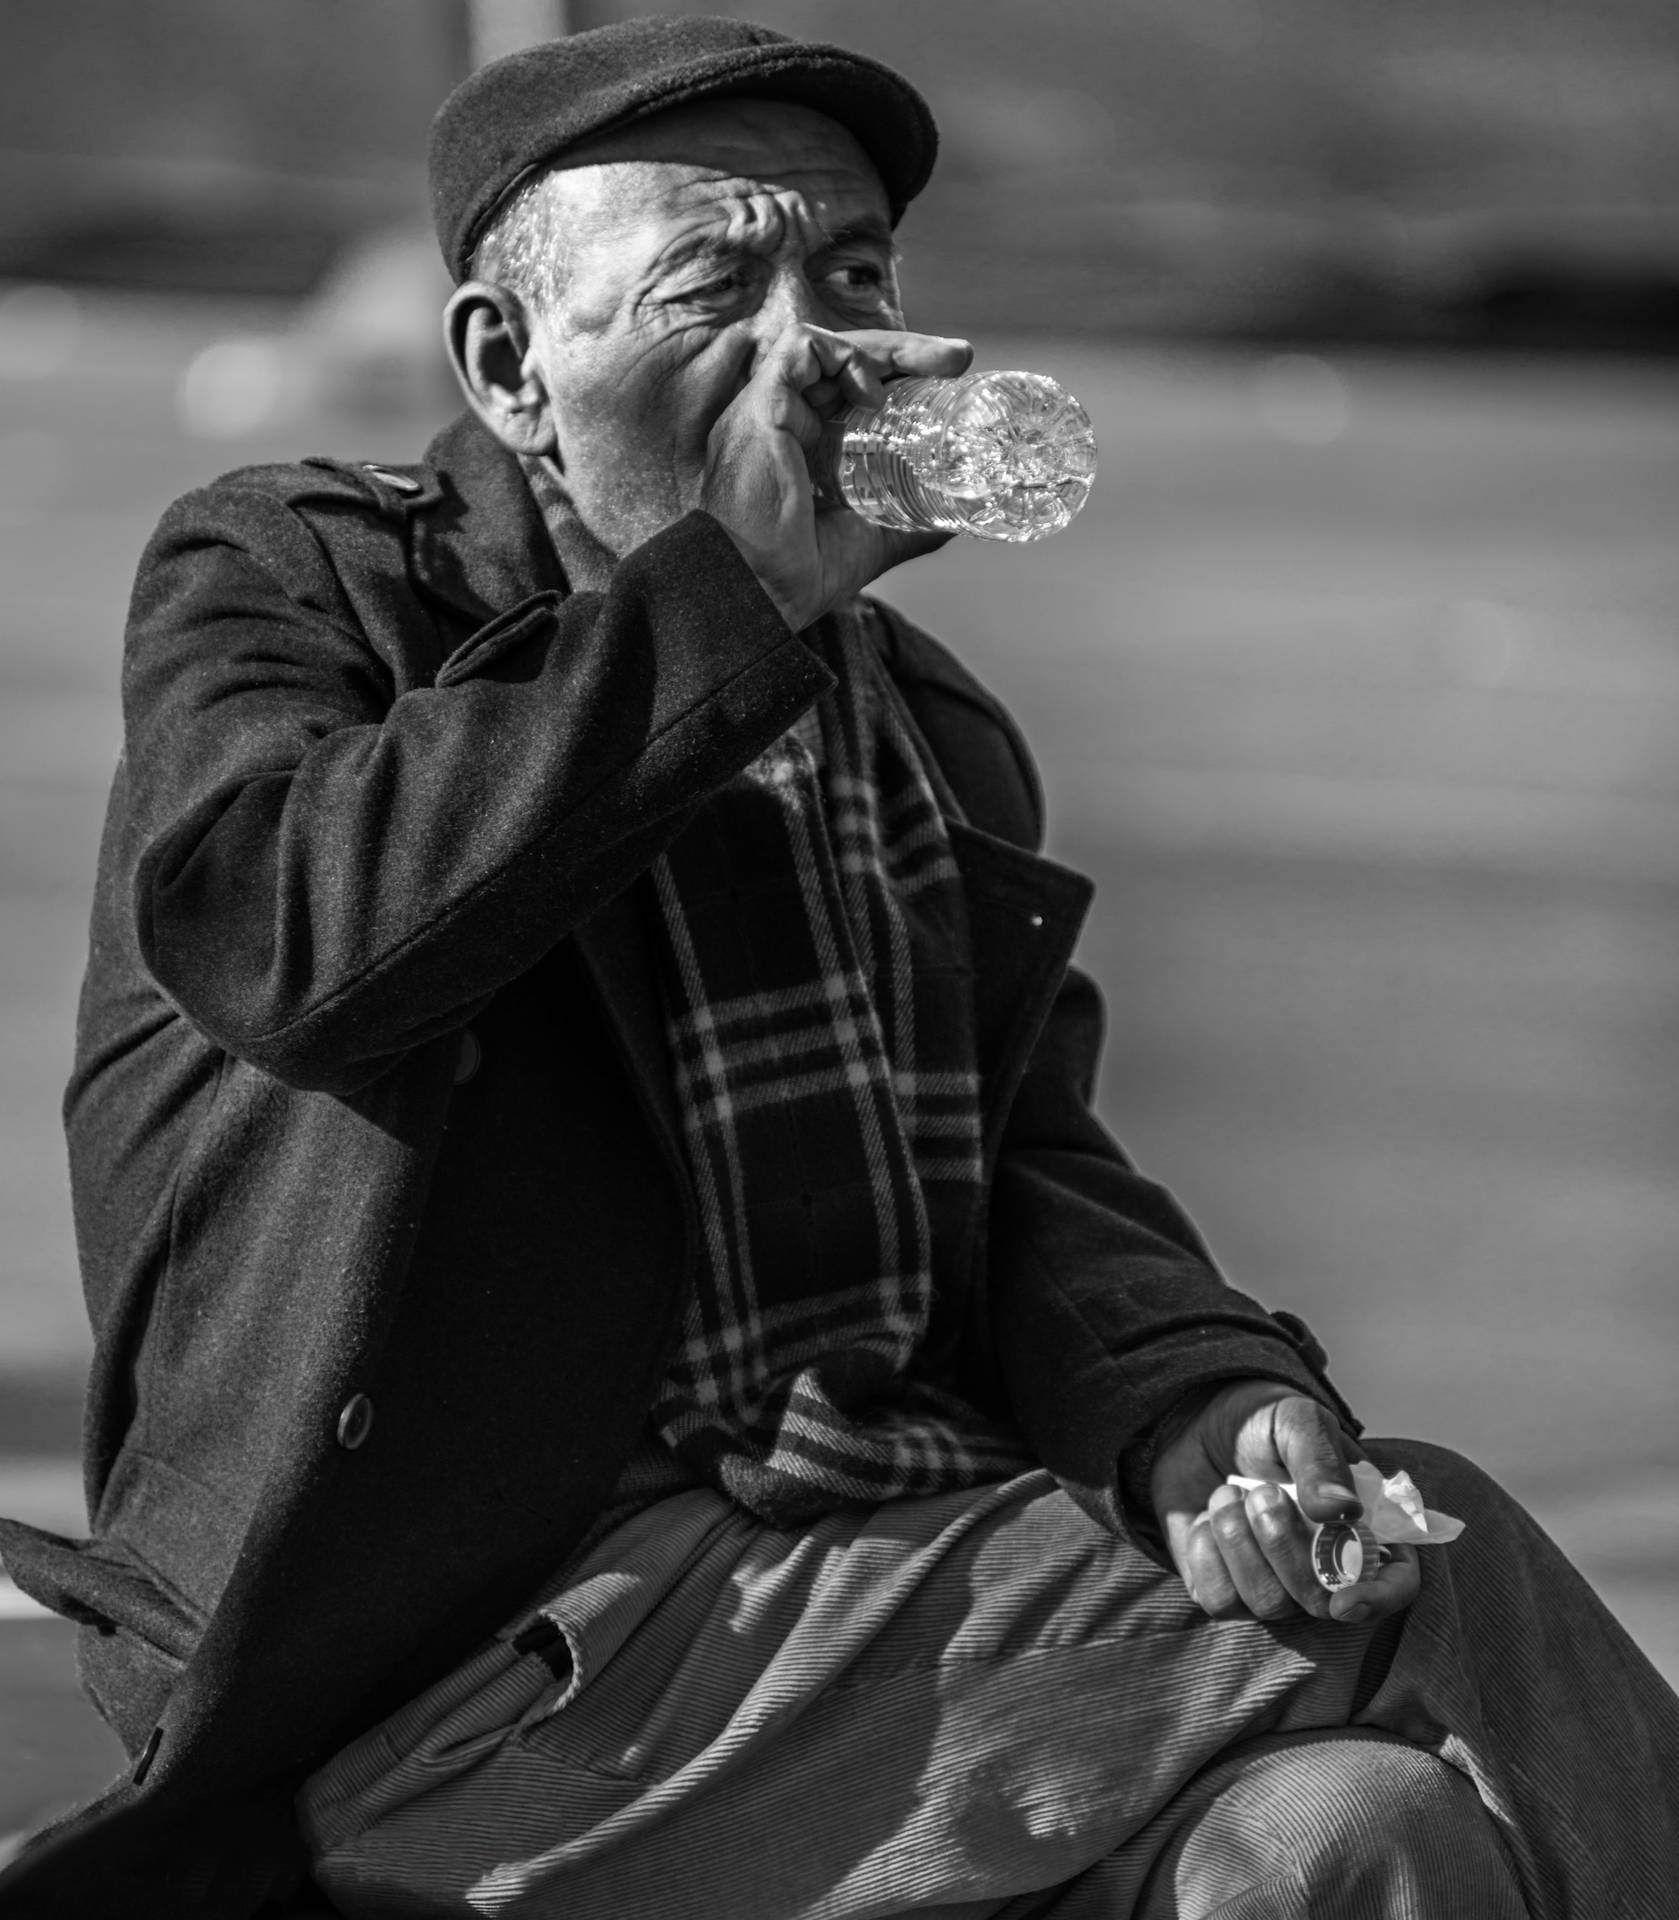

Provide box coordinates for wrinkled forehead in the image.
[548,97,891,239]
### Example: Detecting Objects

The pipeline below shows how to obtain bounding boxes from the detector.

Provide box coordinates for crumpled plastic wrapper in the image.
[1347,1460,1465,1546]
[1227,1463,1464,1547]
[1227,1463,1465,1590]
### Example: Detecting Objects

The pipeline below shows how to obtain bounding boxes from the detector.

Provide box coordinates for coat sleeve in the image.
[987,960,1359,1538]
[122,484,830,1092]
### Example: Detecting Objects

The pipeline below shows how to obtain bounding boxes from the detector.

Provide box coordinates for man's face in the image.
[520,99,903,557]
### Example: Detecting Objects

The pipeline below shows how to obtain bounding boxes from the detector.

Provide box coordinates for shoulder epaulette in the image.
[294,455,445,517]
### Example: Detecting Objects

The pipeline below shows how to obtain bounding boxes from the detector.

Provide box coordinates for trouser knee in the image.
[1142,1731,1528,1919]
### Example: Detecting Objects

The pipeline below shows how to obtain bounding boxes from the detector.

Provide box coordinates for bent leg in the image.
[944,1733,1529,1920]
[304,1458,1678,1918]
[1342,1441,1679,1918]
[942,1445,1676,1920]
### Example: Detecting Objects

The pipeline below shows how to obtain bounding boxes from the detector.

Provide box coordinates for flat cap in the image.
[429,14,939,283]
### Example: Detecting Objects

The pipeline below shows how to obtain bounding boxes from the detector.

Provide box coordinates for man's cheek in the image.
[639,330,754,465]
[687,324,769,422]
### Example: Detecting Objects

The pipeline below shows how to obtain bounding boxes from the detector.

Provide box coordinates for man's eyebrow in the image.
[656,216,898,271]
[819,218,899,257]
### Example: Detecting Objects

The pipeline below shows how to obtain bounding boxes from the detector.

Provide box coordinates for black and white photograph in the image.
[1,3,1676,1914]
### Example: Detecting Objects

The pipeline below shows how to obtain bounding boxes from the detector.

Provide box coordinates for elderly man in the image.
[1,16,1675,1920]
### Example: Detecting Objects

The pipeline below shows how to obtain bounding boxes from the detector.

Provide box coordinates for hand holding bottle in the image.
[697,322,975,630]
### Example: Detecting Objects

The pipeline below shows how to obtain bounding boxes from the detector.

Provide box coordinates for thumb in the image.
[1270,1398,1362,1525]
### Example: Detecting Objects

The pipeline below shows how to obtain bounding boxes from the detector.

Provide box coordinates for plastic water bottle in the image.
[814,370,1097,543]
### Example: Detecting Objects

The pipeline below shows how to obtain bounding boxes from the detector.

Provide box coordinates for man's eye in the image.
[823,264,887,297]
[691,271,751,300]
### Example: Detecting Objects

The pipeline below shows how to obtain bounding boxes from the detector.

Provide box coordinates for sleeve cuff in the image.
[1059,1324,1361,1562]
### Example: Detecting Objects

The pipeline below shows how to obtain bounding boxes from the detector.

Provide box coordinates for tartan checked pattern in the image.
[646,616,1033,1523]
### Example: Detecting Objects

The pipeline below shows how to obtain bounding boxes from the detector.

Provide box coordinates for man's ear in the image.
[443,282,558,458]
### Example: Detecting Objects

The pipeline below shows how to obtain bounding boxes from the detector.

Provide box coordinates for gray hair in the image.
[469,164,573,320]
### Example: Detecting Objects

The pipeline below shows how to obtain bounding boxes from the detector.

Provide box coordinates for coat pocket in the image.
[0,1517,203,1664]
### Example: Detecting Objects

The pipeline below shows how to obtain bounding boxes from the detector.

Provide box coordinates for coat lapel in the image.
[947,821,1094,1157]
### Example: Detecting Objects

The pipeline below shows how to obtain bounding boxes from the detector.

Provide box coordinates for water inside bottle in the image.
[829,372,1097,543]
[931,374,1097,539]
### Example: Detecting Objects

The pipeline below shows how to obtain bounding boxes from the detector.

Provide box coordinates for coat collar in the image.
[411,413,568,634]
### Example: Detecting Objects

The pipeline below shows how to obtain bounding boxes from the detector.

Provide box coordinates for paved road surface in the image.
[2,297,1675,1837]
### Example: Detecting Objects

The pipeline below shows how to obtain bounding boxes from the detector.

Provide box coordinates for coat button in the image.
[362,462,421,495]
[336,1393,375,1451]
[454,1029,482,1084]
[1027,913,1045,929]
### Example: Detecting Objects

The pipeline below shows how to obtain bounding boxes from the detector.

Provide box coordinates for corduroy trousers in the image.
[299,1441,1679,1919]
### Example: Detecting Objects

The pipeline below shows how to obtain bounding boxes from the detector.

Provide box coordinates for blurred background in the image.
[2,0,1676,1838]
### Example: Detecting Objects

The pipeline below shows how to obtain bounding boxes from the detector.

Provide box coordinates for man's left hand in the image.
[1149,1379,1420,1627]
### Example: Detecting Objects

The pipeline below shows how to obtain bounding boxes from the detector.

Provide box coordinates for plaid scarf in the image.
[646,614,1033,1524]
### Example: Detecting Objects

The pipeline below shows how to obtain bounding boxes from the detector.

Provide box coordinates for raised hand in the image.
[697,323,974,630]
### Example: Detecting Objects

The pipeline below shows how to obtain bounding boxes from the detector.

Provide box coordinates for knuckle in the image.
[1182,1530,1216,1575]
[1206,1486,1243,1521]
[1184,1543,1225,1597]
[1247,1497,1292,1541]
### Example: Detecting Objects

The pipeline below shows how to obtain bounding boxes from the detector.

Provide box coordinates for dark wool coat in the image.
[0,415,1348,1918]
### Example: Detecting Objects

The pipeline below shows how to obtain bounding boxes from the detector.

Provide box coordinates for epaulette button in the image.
[362,463,422,495]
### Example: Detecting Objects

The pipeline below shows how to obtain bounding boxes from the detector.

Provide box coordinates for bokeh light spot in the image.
[175,336,288,439]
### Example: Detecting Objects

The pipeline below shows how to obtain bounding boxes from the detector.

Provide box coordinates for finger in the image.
[1327,1544,1421,1625]
[1237,1481,1333,1618]
[1165,1507,1239,1620]
[1268,1398,1363,1526]
[792,341,880,417]
[841,329,974,381]
[757,327,972,433]
[803,362,883,420]
[1180,1509,1246,1619]
[753,324,853,405]
[745,365,829,453]
[745,330,879,442]
[824,348,889,413]
[1205,1483,1308,1622]
[790,326,971,389]
[863,525,955,570]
